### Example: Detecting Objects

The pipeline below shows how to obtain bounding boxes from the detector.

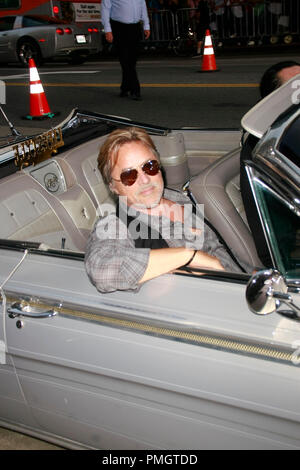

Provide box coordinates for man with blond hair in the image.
[85,127,246,293]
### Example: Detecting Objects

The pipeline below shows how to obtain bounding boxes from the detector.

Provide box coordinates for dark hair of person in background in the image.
[259,60,300,98]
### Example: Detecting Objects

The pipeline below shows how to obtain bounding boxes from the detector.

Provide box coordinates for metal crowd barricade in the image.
[144,7,201,54]
[143,1,299,52]
[213,0,300,45]
[177,1,299,46]
[147,9,177,43]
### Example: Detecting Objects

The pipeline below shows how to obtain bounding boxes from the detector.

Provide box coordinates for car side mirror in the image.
[246,269,300,320]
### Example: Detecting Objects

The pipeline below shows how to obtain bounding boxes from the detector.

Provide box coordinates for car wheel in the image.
[17,39,43,67]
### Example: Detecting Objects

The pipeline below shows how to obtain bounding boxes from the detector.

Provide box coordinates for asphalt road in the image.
[0,47,299,139]
[0,47,299,450]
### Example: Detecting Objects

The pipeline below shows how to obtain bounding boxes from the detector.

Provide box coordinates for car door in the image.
[0,16,16,62]
[0,250,39,432]
[2,243,300,450]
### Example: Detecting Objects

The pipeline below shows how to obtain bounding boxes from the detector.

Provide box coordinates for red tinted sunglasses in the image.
[112,159,161,186]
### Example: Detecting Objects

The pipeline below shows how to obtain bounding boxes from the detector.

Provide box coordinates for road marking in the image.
[5,82,259,88]
[0,71,100,79]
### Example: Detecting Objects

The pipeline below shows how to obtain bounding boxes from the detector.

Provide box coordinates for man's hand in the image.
[105,32,113,43]
[144,29,150,40]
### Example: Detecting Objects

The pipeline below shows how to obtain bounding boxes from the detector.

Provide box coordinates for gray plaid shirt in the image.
[85,188,245,293]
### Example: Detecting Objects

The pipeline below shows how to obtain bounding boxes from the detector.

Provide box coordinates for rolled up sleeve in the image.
[85,214,150,293]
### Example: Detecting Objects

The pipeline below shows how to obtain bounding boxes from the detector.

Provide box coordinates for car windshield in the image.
[23,15,70,27]
[252,178,300,280]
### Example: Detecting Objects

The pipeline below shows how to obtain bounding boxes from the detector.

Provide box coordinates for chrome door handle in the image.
[7,302,58,319]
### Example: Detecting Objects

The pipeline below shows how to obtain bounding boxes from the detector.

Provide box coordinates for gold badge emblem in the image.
[13,128,64,169]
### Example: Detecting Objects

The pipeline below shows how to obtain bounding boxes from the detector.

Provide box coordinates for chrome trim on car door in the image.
[2,291,299,368]
[7,301,58,319]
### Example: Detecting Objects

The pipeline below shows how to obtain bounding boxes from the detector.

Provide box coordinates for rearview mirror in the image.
[246,269,288,315]
[246,269,300,320]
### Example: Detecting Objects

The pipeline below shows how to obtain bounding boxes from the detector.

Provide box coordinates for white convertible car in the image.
[0,77,299,450]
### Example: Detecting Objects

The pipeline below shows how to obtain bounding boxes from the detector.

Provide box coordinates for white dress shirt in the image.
[101,0,150,33]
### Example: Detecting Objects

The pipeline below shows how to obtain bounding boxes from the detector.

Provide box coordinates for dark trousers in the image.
[111,19,141,95]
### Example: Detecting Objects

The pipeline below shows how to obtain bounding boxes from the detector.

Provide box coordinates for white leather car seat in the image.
[188,148,262,268]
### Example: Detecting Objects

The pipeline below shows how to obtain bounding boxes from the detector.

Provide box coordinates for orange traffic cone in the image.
[200,30,219,72]
[24,57,55,119]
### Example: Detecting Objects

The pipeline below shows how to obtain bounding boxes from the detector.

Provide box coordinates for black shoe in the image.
[130,92,142,101]
[119,91,129,98]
